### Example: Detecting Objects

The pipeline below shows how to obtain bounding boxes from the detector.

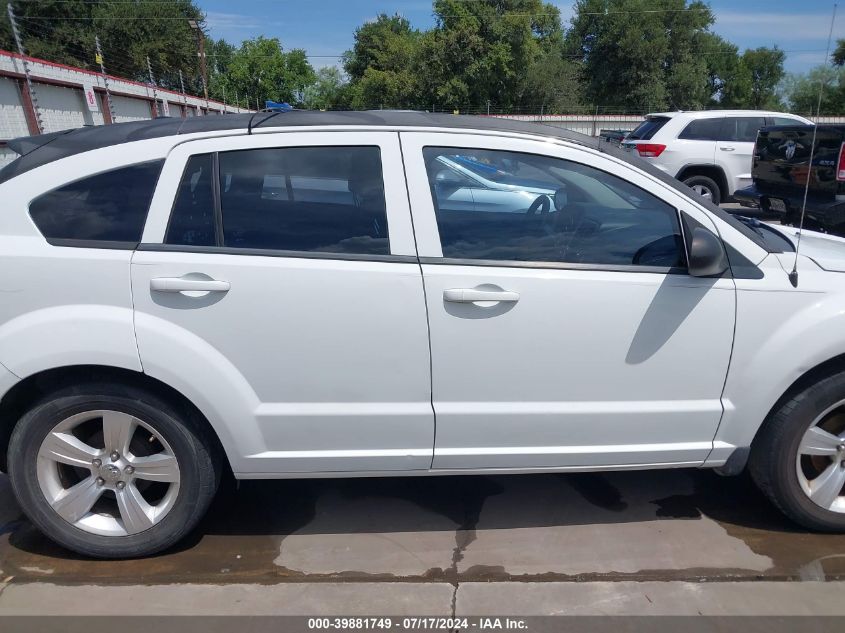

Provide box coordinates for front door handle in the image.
[720,146,736,152]
[443,288,520,303]
[150,277,230,293]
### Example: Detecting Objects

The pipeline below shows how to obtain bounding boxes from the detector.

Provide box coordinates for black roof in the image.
[0,109,774,253]
[0,111,599,184]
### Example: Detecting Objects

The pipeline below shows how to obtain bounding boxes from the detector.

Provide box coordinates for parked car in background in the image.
[735,124,845,235]
[622,110,812,204]
[4,112,845,560]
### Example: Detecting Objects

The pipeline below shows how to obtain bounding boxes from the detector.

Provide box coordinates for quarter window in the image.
[219,146,388,254]
[678,118,723,141]
[423,147,684,268]
[29,161,163,244]
[166,154,215,246]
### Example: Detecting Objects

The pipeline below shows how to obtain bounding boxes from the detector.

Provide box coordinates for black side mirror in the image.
[688,226,729,277]
[434,169,464,189]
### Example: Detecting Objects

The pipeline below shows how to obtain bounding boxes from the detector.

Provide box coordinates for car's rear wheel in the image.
[683,175,721,206]
[750,372,845,531]
[8,383,220,558]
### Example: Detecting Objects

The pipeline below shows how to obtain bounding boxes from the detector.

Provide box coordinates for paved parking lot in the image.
[1,467,845,615]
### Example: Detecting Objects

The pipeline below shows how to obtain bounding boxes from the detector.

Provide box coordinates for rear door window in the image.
[219,146,388,255]
[678,118,724,141]
[29,161,163,245]
[721,117,766,143]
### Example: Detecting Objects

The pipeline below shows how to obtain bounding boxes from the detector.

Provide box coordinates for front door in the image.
[131,131,433,474]
[401,132,736,470]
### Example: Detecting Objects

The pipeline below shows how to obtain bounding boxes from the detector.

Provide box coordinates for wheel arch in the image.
[676,164,729,199]
[0,365,231,475]
[718,352,845,476]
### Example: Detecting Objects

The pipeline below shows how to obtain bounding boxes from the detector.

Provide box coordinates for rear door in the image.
[716,116,767,195]
[131,131,433,474]
[401,132,736,470]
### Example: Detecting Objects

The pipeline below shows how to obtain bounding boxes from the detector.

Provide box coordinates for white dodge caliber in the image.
[1,111,845,558]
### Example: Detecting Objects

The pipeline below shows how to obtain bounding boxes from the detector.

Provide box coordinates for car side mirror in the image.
[435,169,464,189]
[688,226,729,277]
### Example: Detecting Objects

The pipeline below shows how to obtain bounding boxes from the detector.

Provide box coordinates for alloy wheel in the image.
[36,409,181,536]
[690,184,713,201]
[796,401,845,513]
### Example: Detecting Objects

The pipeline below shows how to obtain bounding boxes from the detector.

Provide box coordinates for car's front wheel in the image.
[8,382,220,558]
[750,372,845,532]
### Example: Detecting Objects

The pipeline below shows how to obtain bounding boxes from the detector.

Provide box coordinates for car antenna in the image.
[789,2,837,288]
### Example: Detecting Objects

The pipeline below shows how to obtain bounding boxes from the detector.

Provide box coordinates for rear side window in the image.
[218,146,388,254]
[627,117,669,141]
[29,161,163,244]
[678,118,723,141]
[721,117,766,143]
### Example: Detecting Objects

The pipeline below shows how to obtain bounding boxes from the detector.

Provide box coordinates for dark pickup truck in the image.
[734,124,845,234]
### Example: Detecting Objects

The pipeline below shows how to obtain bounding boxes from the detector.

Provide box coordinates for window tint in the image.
[166,154,216,246]
[627,116,670,141]
[721,117,766,143]
[772,116,803,127]
[678,118,723,141]
[218,146,388,254]
[29,161,163,243]
[424,147,684,268]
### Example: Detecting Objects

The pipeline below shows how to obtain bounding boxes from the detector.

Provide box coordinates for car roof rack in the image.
[247,102,294,135]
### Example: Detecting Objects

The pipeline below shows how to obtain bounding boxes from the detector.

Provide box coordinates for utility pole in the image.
[94,36,116,124]
[188,19,208,101]
[486,100,491,115]
[7,3,43,133]
[178,69,188,117]
[146,56,160,117]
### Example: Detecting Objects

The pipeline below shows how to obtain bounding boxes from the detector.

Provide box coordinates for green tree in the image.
[210,37,315,108]
[567,0,715,112]
[702,33,752,107]
[343,14,420,109]
[741,47,786,109]
[301,66,351,110]
[1,1,207,91]
[416,0,575,112]
[785,65,845,115]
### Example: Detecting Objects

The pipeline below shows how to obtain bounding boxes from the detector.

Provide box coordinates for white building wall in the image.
[0,77,29,139]
[112,94,152,123]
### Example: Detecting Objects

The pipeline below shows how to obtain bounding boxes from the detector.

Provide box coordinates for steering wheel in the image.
[526,194,551,215]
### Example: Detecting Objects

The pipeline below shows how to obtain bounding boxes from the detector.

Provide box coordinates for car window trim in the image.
[419,256,688,275]
[421,144,691,272]
[136,242,417,264]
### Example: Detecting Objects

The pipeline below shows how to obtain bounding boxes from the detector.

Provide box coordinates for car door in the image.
[716,116,767,195]
[131,131,433,474]
[401,132,736,470]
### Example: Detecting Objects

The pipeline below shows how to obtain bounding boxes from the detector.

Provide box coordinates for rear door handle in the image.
[150,277,230,293]
[720,146,735,152]
[443,288,520,303]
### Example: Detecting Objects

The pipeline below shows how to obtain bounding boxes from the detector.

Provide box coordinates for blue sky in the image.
[199,0,844,75]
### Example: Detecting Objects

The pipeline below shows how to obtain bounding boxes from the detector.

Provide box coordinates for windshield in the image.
[627,116,670,141]
[731,216,793,253]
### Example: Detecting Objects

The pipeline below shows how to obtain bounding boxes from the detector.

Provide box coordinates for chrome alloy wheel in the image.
[36,410,180,536]
[690,184,713,201]
[796,401,845,513]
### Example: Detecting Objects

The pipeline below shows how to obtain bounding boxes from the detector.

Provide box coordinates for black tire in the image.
[683,174,722,206]
[7,382,220,558]
[749,372,845,532]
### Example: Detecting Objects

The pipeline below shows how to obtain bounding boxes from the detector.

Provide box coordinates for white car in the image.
[622,110,812,204]
[1,112,845,559]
